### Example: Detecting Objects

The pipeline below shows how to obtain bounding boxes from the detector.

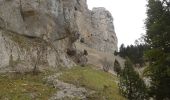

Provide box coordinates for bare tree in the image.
[101,58,113,72]
[32,41,45,75]
[32,47,41,75]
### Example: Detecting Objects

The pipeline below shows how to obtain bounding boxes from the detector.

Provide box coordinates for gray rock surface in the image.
[90,7,118,52]
[0,29,75,72]
[45,73,94,100]
[0,0,118,70]
[76,7,118,53]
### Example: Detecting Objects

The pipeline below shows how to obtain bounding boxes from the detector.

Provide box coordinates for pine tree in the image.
[118,44,148,66]
[145,0,170,99]
[119,58,147,100]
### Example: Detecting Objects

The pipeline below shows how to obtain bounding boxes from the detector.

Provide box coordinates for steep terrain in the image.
[0,66,125,100]
[0,0,125,99]
[0,0,119,71]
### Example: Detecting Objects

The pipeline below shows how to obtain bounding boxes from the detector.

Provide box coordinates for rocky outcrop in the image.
[0,29,75,72]
[46,73,94,100]
[76,7,118,53]
[0,0,118,71]
[90,7,118,52]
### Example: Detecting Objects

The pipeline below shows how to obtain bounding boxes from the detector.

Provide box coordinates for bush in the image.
[80,38,85,43]
[114,60,121,75]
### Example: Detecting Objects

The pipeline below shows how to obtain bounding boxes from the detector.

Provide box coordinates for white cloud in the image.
[87,0,147,47]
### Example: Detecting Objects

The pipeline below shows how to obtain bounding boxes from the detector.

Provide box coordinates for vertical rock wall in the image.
[0,0,118,71]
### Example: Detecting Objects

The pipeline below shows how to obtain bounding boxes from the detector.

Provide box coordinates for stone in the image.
[0,0,119,71]
[45,73,94,100]
[0,29,75,71]
[76,7,118,53]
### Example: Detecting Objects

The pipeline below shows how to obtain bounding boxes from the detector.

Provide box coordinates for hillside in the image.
[0,66,125,100]
[0,0,125,99]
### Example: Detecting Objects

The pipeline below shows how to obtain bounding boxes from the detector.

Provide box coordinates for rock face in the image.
[90,7,118,52]
[0,0,118,71]
[76,7,118,53]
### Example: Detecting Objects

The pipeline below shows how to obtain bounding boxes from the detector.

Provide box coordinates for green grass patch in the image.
[59,66,126,100]
[0,72,55,100]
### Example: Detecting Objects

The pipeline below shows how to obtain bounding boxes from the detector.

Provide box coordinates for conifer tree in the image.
[119,58,147,100]
[145,0,170,99]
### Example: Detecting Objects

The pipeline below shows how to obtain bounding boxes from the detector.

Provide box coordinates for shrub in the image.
[114,60,121,75]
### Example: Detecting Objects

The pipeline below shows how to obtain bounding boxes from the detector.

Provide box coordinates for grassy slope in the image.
[0,66,125,100]
[0,73,55,100]
[59,66,125,100]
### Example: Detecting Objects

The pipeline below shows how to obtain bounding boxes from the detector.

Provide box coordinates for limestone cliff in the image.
[0,0,118,72]
[76,7,118,53]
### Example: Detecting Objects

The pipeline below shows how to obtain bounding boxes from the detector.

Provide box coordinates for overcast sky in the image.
[87,0,147,47]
